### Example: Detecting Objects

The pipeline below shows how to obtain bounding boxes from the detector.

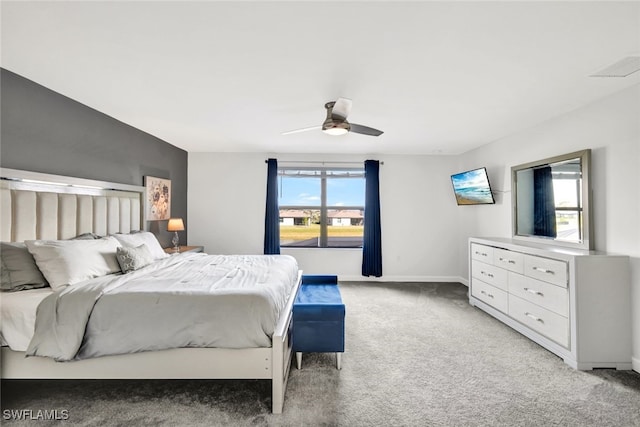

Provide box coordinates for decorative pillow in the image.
[116,244,154,273]
[25,237,122,291]
[1,242,49,292]
[112,231,168,260]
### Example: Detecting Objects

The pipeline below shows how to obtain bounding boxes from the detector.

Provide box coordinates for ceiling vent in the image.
[590,56,640,78]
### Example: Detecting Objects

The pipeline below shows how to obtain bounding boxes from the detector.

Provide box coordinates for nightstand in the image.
[164,245,204,254]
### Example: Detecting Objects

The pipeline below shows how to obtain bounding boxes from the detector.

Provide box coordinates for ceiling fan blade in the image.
[331,97,352,120]
[282,126,322,135]
[349,123,384,137]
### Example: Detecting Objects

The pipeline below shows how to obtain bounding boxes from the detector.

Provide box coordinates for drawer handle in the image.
[481,271,494,278]
[532,266,554,275]
[499,257,516,264]
[480,290,494,298]
[475,251,488,257]
[524,312,544,323]
[523,287,544,297]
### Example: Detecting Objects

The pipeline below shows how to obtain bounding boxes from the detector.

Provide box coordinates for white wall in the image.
[456,84,640,372]
[188,152,462,282]
[188,153,267,255]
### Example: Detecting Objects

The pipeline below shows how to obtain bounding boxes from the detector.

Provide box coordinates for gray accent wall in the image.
[0,68,188,247]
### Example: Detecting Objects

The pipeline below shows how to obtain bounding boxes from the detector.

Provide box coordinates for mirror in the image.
[511,149,592,250]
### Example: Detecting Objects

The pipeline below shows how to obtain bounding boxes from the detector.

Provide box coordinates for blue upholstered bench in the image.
[292,275,345,370]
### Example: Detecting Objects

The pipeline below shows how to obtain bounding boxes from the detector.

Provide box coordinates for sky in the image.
[279,175,365,207]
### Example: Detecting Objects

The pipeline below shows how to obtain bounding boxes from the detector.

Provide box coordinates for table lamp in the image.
[167,218,185,252]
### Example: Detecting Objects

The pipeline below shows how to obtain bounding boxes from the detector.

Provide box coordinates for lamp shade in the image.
[167,218,185,232]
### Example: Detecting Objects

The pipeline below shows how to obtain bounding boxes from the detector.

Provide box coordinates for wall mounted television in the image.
[450,167,495,205]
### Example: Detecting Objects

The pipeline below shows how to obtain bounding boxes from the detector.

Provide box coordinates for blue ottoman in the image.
[293,275,345,369]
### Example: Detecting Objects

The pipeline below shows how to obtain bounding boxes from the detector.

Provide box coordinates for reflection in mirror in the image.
[512,149,592,250]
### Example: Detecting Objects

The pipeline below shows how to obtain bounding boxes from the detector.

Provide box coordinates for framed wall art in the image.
[144,176,171,221]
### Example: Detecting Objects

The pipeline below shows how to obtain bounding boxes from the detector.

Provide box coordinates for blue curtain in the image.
[264,158,280,254]
[362,160,382,277]
[533,166,557,238]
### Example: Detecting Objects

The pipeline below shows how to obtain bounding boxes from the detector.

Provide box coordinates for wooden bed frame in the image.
[0,168,301,414]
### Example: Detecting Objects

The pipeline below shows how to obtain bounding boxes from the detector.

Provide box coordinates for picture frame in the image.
[144,176,171,221]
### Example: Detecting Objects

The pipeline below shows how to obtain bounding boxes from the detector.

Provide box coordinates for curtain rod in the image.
[265,160,383,165]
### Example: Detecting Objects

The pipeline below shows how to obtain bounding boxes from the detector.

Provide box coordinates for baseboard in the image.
[339,275,468,285]
[633,356,640,373]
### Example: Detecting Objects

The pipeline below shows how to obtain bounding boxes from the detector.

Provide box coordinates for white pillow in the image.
[111,231,168,260]
[25,237,122,291]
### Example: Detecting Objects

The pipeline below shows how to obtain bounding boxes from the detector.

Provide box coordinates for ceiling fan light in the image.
[323,127,349,136]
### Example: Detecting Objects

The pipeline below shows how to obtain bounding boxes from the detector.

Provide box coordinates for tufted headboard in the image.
[0,168,145,242]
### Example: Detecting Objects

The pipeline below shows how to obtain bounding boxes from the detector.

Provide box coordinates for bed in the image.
[0,168,302,414]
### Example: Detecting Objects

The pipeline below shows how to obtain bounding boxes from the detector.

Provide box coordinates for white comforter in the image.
[24,253,299,361]
[1,288,52,351]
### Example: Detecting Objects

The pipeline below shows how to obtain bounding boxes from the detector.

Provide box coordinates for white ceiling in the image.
[2,1,639,155]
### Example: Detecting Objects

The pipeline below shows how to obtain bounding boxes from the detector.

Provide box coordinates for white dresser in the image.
[469,237,631,370]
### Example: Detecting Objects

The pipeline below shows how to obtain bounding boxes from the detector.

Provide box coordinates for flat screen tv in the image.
[450,167,495,205]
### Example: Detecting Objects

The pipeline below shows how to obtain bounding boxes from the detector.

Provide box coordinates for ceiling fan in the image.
[282,97,384,137]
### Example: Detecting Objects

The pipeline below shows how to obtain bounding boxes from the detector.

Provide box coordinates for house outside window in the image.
[278,167,365,248]
[328,209,364,226]
[279,210,311,226]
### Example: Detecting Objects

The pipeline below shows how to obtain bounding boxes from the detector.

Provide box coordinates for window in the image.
[278,167,365,248]
[552,169,583,241]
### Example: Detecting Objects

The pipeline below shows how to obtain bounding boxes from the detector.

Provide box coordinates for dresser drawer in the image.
[494,248,524,274]
[508,272,568,317]
[471,260,508,291]
[524,255,568,288]
[471,278,508,313]
[471,243,494,264]
[508,294,569,348]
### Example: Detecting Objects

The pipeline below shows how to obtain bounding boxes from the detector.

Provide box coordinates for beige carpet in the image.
[3,281,640,426]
